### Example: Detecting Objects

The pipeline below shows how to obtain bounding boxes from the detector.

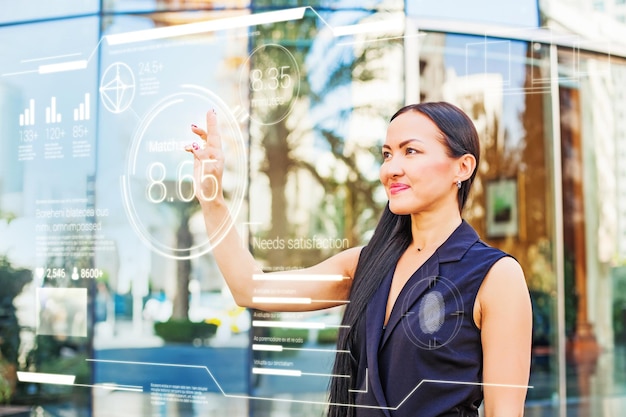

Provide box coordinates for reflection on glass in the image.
[558,49,626,416]
[36,287,88,337]
[1,2,623,416]
[0,0,99,25]
[0,14,100,413]
[246,8,404,415]
[418,33,561,409]
[103,0,251,13]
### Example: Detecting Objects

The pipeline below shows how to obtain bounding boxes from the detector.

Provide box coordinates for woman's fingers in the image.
[186,110,225,204]
[184,143,200,159]
[205,109,222,149]
[191,123,207,141]
[188,109,221,151]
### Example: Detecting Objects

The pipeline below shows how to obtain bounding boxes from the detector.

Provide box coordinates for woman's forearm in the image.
[201,199,262,308]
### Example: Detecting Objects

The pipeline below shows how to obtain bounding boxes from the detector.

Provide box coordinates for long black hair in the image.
[326,102,480,417]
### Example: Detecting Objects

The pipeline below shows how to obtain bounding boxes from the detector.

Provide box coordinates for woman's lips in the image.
[389,183,409,195]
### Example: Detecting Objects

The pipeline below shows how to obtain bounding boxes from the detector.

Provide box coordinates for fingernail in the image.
[191,124,198,128]
[192,142,199,150]
[211,109,216,115]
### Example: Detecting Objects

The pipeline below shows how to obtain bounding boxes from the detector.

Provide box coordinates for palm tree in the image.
[248,7,402,268]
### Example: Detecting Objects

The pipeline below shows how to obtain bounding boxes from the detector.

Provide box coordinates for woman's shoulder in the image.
[479,253,526,300]
[474,237,513,259]
[477,254,530,319]
[458,237,519,276]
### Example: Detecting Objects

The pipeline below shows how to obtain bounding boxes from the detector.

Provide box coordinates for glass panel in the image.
[251,0,403,10]
[103,0,402,13]
[407,0,539,27]
[245,7,405,415]
[0,6,406,416]
[415,33,561,414]
[558,48,626,415]
[10,4,623,417]
[540,0,626,32]
[0,0,99,24]
[94,10,253,417]
[0,15,101,414]
[104,0,249,13]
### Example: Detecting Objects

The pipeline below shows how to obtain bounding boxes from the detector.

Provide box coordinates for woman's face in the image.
[380,110,461,216]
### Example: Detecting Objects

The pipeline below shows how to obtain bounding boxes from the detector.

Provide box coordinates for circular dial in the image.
[401,275,464,350]
[239,43,301,126]
[121,85,247,259]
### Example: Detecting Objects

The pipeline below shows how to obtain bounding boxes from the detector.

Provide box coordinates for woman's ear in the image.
[456,154,477,182]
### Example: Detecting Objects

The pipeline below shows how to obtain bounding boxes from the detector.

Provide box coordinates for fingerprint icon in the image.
[418,291,445,334]
[402,276,463,350]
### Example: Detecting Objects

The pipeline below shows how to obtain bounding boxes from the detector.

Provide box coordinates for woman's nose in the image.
[385,156,403,177]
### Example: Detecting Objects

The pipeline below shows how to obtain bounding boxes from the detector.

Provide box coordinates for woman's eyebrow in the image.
[382,138,421,150]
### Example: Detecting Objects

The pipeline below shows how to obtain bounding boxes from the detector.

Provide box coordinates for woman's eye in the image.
[406,147,419,155]
[382,151,391,160]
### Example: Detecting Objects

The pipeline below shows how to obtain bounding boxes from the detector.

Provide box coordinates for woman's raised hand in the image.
[184,111,356,311]
[185,109,225,207]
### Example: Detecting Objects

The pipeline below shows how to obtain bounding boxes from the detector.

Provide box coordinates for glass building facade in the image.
[0,0,624,416]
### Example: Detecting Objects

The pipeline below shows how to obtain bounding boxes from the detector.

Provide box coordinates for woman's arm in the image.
[186,110,359,312]
[476,256,533,417]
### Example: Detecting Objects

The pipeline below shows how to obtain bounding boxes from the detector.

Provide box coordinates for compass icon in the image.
[100,62,136,113]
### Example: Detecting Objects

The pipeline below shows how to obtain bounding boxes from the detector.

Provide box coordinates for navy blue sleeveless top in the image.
[350,220,508,417]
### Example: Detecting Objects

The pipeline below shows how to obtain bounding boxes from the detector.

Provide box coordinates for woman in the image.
[186,102,532,417]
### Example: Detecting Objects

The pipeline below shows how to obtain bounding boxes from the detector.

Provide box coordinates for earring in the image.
[456,180,462,189]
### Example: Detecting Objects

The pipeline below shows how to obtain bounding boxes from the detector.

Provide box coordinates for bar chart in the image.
[18,93,93,127]
[73,93,91,121]
[45,96,62,124]
[19,99,36,126]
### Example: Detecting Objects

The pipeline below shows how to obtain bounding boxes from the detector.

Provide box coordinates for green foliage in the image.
[0,357,14,404]
[9,335,90,404]
[267,327,309,347]
[563,253,578,337]
[247,9,395,271]
[154,319,218,343]
[613,301,626,343]
[38,352,90,382]
[0,256,31,363]
[0,256,31,303]
[612,266,626,343]
[316,327,339,344]
[530,290,555,348]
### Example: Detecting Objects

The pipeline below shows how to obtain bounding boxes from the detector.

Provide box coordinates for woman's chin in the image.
[388,202,413,216]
